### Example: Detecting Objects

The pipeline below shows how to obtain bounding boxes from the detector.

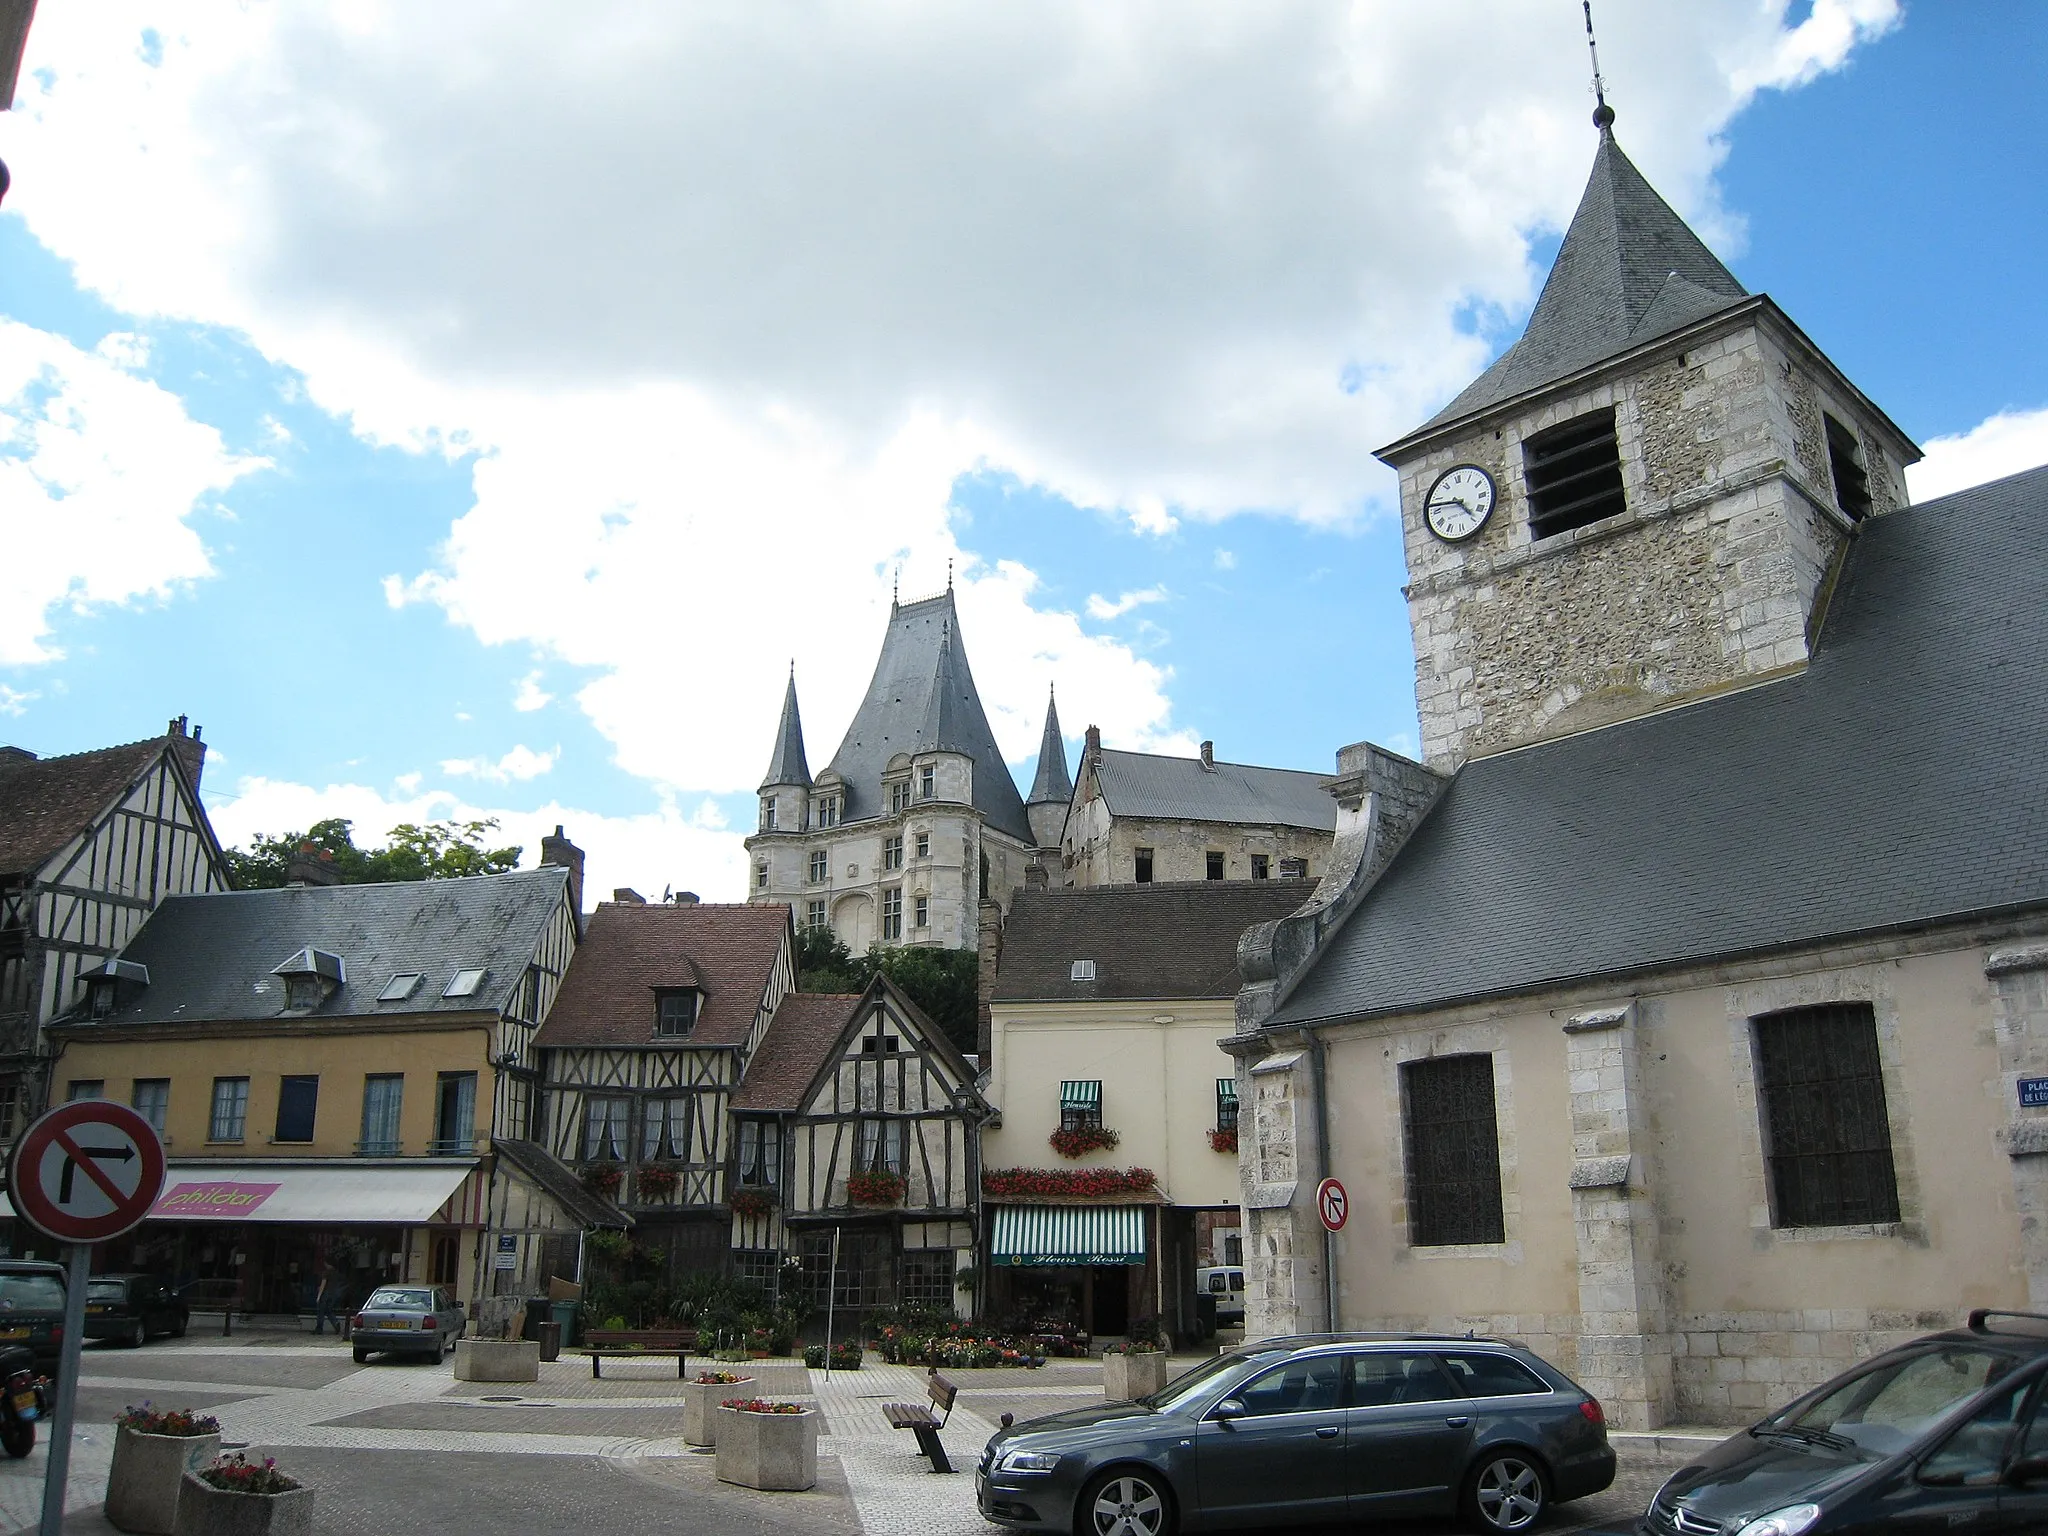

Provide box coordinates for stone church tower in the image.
[745,588,1040,952]
[1381,110,1917,771]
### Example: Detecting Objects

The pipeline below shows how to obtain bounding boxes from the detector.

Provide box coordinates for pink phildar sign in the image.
[150,1181,281,1218]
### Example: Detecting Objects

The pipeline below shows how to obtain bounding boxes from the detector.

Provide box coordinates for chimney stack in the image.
[1199,740,1215,770]
[669,891,700,906]
[285,842,342,888]
[1084,725,1102,772]
[166,714,207,791]
[541,824,586,915]
[613,887,646,905]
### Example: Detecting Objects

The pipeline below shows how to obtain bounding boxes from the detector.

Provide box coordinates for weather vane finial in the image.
[893,565,900,607]
[946,557,954,591]
[1583,0,1614,133]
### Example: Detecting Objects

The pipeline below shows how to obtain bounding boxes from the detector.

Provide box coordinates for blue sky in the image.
[4,2,2045,903]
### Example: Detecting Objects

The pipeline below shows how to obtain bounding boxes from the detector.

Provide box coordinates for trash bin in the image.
[536,1321,563,1362]
[1192,1292,1218,1341]
[523,1298,551,1340]
[551,1299,579,1347]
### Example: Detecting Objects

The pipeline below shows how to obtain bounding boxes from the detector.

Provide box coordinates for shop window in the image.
[1401,1054,1505,1246]
[432,1072,476,1154]
[900,1250,953,1309]
[583,1095,629,1162]
[643,1096,693,1162]
[275,1075,319,1143]
[737,1119,781,1187]
[209,1077,250,1142]
[66,1080,103,1101]
[1755,1002,1900,1227]
[131,1079,169,1134]
[359,1074,403,1155]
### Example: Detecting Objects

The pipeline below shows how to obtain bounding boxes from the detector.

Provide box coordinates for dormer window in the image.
[89,981,118,1020]
[1825,414,1872,523]
[655,990,698,1037]
[815,795,839,828]
[889,780,912,814]
[78,958,148,1021]
[272,948,344,1014]
[1525,409,1625,540]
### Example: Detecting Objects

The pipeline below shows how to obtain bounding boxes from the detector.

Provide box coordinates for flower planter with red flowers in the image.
[729,1185,777,1218]
[174,1455,313,1536]
[580,1162,623,1199]
[1208,1127,1238,1154]
[634,1162,679,1202]
[1048,1124,1120,1158]
[982,1167,1158,1200]
[846,1170,905,1207]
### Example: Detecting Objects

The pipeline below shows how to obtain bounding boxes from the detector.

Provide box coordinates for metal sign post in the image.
[4,1101,167,1536]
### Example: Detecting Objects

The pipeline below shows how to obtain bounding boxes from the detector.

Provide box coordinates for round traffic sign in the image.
[5,1100,166,1244]
[1316,1176,1349,1233]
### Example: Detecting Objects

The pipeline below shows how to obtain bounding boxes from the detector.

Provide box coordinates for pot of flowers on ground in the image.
[714,1399,818,1491]
[105,1404,222,1535]
[846,1169,904,1207]
[174,1453,312,1536]
[1102,1318,1169,1401]
[683,1370,753,1447]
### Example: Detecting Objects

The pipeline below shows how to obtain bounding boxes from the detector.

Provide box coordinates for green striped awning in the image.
[991,1205,1147,1267]
[1060,1079,1102,1109]
[1216,1078,1238,1103]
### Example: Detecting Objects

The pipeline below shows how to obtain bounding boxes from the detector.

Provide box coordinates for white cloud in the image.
[1086,585,1170,622]
[1907,406,2048,505]
[1730,0,1900,96]
[1212,550,1237,572]
[0,685,39,717]
[0,317,261,665]
[512,672,552,713]
[440,744,558,784]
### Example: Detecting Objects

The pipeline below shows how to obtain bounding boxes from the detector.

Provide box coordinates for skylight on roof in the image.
[1070,960,1097,982]
[378,973,422,1003]
[444,968,487,999]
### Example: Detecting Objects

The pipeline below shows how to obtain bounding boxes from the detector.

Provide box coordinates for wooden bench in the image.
[882,1369,958,1473]
[579,1327,696,1379]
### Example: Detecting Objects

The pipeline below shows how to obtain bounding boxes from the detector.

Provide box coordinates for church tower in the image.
[1380,105,1919,772]
[1024,687,1072,852]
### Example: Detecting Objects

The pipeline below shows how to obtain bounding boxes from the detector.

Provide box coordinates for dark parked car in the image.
[349,1285,464,1363]
[1644,1309,2048,1536]
[84,1274,188,1347]
[0,1261,68,1372]
[978,1333,1614,1535]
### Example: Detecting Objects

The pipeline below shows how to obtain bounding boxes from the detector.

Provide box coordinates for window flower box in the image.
[1208,1127,1238,1154]
[729,1185,777,1218]
[634,1162,679,1202]
[846,1169,904,1207]
[1048,1124,1120,1158]
[580,1162,623,1198]
[714,1402,818,1491]
[982,1167,1158,1200]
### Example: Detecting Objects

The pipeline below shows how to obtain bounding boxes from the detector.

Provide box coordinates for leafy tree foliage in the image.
[795,925,980,1056]
[227,816,523,889]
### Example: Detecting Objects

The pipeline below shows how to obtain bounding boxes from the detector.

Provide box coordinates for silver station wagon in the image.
[349,1285,465,1363]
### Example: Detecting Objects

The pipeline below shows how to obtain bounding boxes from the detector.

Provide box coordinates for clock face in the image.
[1423,464,1497,543]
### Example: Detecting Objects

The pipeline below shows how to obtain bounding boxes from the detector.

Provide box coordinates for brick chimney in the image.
[166,714,206,792]
[285,842,342,887]
[613,887,646,905]
[1084,725,1102,773]
[540,824,586,915]
[1199,739,1215,770]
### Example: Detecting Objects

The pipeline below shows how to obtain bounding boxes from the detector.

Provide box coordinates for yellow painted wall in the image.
[52,1024,499,1158]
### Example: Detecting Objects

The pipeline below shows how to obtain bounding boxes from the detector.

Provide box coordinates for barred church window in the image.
[881,887,903,940]
[1401,1054,1505,1246]
[1755,1002,1899,1227]
[809,850,828,882]
[1825,414,1872,523]
[1525,408,1626,540]
[883,836,904,871]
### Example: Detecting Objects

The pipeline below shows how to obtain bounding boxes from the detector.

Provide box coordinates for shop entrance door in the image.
[1089,1265,1129,1337]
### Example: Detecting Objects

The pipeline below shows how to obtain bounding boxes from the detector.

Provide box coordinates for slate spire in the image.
[1026,686,1072,808]
[759,665,811,790]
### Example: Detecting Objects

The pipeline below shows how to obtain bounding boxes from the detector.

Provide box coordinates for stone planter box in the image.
[1104,1350,1169,1401]
[453,1338,541,1382]
[172,1473,314,1536]
[682,1377,754,1446]
[714,1407,818,1491]
[106,1426,222,1534]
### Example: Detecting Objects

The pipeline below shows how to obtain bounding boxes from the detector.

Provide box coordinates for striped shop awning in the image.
[1215,1078,1238,1104]
[1059,1079,1102,1109]
[991,1204,1147,1267]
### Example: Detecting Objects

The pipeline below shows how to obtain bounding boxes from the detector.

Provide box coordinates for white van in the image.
[1196,1265,1245,1326]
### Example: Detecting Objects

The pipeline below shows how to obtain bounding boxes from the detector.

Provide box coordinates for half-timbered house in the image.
[0,717,227,1142]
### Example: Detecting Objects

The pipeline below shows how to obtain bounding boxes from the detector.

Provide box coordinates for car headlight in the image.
[997,1449,1062,1474]
[1734,1506,1822,1536]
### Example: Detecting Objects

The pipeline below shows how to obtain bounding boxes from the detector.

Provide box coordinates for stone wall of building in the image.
[1062,798,1332,888]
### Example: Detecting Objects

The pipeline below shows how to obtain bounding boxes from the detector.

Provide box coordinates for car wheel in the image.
[353,1347,371,1365]
[1080,1468,1175,1536]
[1463,1449,1549,1534]
[2,1422,33,1458]
[171,1315,187,1338]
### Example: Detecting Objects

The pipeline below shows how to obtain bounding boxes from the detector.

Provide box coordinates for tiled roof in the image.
[535,901,790,1049]
[0,735,191,878]
[1271,465,2048,1027]
[56,867,570,1027]
[730,993,861,1112]
[494,1137,630,1228]
[992,881,1317,1002]
[1092,748,1337,832]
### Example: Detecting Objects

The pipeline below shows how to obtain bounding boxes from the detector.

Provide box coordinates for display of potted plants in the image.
[1102,1319,1169,1400]
[682,1370,754,1446]
[1048,1124,1120,1158]
[729,1185,776,1218]
[106,1404,223,1535]
[1208,1126,1238,1154]
[714,1399,818,1491]
[581,1161,624,1198]
[828,1339,863,1371]
[174,1453,313,1536]
[846,1169,905,1206]
[634,1161,679,1202]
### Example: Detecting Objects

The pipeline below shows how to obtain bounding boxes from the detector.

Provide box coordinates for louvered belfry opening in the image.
[1401,1053,1506,1247]
[1524,408,1627,540]
[1755,1002,1900,1228]
[1825,414,1872,523]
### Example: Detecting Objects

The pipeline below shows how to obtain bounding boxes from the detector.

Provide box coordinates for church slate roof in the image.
[1269,465,2048,1028]
[1027,691,1073,808]
[536,900,790,1050]
[58,866,571,1027]
[1092,748,1338,833]
[759,671,811,790]
[1404,128,1750,442]
[819,590,1033,842]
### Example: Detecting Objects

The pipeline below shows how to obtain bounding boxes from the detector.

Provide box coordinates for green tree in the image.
[793,924,979,1056]
[227,816,522,889]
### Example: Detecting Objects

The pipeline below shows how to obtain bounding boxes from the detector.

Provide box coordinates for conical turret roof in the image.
[759,669,811,790]
[1409,126,1749,439]
[1026,689,1072,807]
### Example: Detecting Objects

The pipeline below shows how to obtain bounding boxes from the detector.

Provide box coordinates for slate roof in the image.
[759,671,811,790]
[0,734,201,878]
[818,591,1033,842]
[993,881,1318,1002]
[1092,748,1338,833]
[1270,465,2048,1027]
[58,867,570,1027]
[494,1137,629,1228]
[535,901,790,1050]
[730,993,862,1112]
[1404,128,1749,444]
[1027,690,1073,809]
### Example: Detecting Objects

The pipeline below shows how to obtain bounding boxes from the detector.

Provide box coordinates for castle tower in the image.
[1379,110,1919,772]
[1024,687,1072,852]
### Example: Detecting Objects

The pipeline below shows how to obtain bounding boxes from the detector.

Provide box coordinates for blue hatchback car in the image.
[978,1334,1615,1536]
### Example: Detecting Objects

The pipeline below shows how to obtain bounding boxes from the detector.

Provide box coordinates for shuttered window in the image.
[1402,1054,1505,1247]
[1525,409,1625,539]
[1755,1003,1899,1227]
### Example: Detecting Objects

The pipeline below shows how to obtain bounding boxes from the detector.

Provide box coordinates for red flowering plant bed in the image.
[874,1322,1047,1370]
[721,1398,807,1415]
[729,1185,776,1218]
[1048,1124,1120,1158]
[695,1370,749,1385]
[1208,1127,1238,1154]
[117,1404,221,1436]
[197,1453,300,1494]
[846,1169,905,1206]
[982,1166,1158,1200]
[634,1162,679,1201]
[580,1162,624,1198]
